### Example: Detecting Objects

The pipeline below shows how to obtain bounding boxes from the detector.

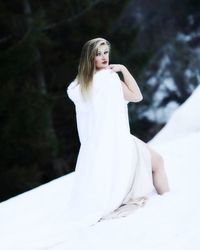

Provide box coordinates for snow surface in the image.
[1,86,200,250]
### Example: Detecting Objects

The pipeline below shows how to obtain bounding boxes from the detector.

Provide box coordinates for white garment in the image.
[66,68,154,228]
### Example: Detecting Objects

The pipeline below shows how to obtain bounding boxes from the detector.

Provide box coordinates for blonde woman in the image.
[66,38,169,226]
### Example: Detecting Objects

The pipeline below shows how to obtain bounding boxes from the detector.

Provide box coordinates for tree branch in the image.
[43,0,102,31]
[0,35,12,44]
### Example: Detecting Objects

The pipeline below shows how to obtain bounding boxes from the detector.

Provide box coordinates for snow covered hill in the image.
[0,86,200,250]
[149,85,200,145]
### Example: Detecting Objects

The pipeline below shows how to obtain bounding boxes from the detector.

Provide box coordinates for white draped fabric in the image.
[66,68,154,228]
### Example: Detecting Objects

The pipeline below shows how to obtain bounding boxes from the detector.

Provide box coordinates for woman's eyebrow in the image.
[97,49,108,54]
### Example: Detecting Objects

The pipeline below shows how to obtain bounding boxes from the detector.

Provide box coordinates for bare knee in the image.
[147,145,164,172]
[156,153,164,166]
[153,153,164,172]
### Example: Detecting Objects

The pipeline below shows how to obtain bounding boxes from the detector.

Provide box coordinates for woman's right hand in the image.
[108,64,126,73]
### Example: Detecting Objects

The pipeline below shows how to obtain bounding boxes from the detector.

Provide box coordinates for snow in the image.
[176,31,200,43]
[142,101,179,124]
[143,76,178,123]
[1,86,200,250]
[149,85,200,144]
[157,54,171,77]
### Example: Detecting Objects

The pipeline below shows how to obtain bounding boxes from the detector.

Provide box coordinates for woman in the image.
[66,38,169,226]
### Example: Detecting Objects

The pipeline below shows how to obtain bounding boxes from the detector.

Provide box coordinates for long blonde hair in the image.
[77,38,111,100]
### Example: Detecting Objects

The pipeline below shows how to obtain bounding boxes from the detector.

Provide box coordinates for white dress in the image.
[66,68,154,228]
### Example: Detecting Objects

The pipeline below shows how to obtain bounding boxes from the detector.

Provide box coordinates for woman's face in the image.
[95,44,109,71]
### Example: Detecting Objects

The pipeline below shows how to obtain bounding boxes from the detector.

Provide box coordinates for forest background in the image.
[0,0,199,201]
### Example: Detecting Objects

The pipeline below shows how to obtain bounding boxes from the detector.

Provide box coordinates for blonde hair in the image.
[77,38,111,100]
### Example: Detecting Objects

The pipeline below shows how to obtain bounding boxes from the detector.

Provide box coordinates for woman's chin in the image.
[97,65,109,71]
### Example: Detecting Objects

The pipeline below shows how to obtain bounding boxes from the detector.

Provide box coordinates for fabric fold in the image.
[66,68,154,229]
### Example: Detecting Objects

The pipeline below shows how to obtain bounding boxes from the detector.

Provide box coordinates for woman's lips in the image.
[102,61,107,64]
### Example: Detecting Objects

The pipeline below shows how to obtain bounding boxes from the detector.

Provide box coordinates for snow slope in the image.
[0,86,200,250]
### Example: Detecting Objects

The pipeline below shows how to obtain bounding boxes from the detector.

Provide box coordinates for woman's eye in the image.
[96,51,108,56]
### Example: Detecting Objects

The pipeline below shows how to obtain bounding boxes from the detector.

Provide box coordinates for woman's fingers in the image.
[109,64,124,72]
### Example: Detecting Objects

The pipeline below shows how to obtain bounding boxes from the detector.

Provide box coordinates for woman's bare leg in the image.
[146,145,170,194]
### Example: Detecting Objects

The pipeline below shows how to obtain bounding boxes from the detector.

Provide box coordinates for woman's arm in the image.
[109,64,143,103]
